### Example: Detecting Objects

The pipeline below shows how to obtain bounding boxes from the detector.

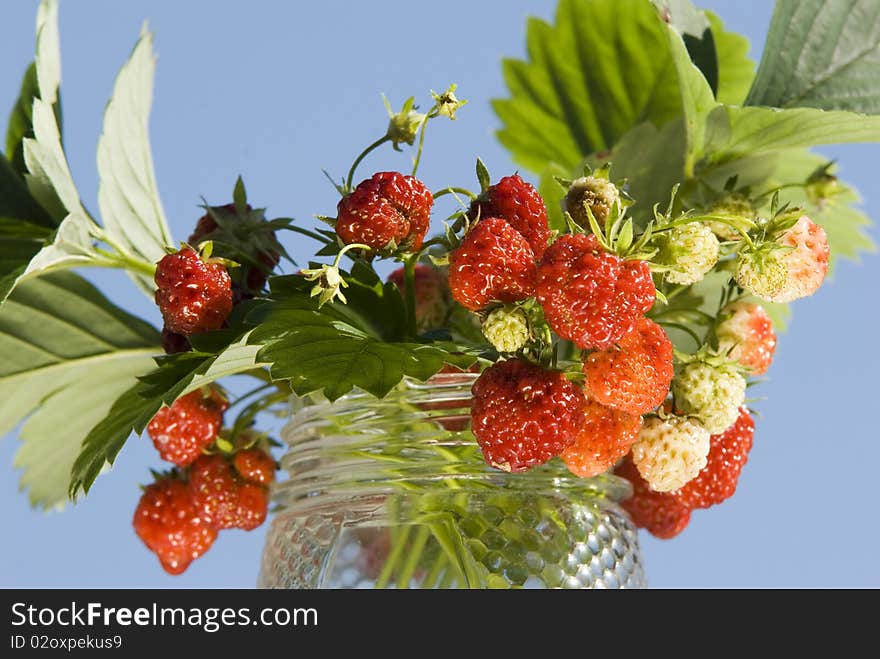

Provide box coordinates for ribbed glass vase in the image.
[258,372,646,589]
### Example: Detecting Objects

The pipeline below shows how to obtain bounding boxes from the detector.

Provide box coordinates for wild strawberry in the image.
[233,447,277,485]
[387,264,450,331]
[146,389,228,467]
[188,454,270,531]
[132,477,217,575]
[155,247,233,336]
[582,317,673,415]
[631,414,710,492]
[161,327,191,355]
[673,407,755,509]
[736,215,829,303]
[616,455,691,539]
[673,360,746,434]
[536,233,655,350]
[715,302,777,376]
[704,194,753,241]
[561,399,642,478]
[336,172,433,253]
[233,483,270,531]
[471,359,585,472]
[189,203,281,299]
[187,455,240,529]
[481,305,530,353]
[448,218,537,311]
[652,222,719,285]
[469,174,550,258]
[770,215,829,302]
[564,175,620,227]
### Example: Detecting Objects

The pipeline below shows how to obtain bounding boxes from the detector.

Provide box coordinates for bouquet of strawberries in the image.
[1,0,874,581]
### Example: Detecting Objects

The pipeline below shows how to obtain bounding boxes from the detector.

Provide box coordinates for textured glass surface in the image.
[258,374,646,589]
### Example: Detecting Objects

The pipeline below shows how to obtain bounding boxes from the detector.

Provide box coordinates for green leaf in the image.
[706,11,755,105]
[6,63,40,176]
[96,24,173,295]
[0,271,160,509]
[700,105,880,168]
[538,163,571,232]
[68,337,266,500]
[493,0,686,173]
[653,0,718,94]
[746,0,880,113]
[248,289,473,401]
[664,23,717,176]
[23,0,84,223]
[0,152,53,228]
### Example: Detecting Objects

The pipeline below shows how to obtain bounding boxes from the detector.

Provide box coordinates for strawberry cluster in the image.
[135,388,276,574]
[330,162,825,542]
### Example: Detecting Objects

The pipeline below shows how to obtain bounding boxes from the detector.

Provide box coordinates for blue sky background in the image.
[1,0,878,588]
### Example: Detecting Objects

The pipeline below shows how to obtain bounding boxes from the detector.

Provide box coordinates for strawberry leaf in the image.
[0,271,160,509]
[746,0,880,113]
[493,0,690,173]
[247,284,475,401]
[68,337,266,500]
[706,11,755,106]
[96,24,174,295]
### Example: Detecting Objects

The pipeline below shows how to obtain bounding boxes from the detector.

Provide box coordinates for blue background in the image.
[1,0,877,588]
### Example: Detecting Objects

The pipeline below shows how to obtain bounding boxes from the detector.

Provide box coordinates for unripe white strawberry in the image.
[564,175,620,226]
[770,215,829,303]
[672,361,746,435]
[716,302,777,376]
[704,194,753,241]
[481,305,530,352]
[654,222,720,285]
[632,415,710,492]
[736,215,829,303]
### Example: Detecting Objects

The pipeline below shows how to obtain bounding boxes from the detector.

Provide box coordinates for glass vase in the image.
[258,372,646,589]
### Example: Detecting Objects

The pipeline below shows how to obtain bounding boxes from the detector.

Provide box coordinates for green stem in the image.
[280,225,333,245]
[432,186,477,200]
[403,253,418,338]
[346,136,391,193]
[411,114,432,177]
[375,526,411,589]
[93,247,157,277]
[421,551,448,589]
[395,526,431,589]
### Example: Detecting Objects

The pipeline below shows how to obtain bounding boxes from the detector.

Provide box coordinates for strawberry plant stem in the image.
[345,136,390,193]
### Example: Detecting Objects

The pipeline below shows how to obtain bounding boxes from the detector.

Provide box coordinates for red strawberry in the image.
[536,233,655,349]
[387,263,450,331]
[146,389,228,467]
[448,217,536,311]
[469,174,550,258]
[233,483,270,531]
[615,455,691,540]
[336,172,433,252]
[188,454,270,531]
[132,477,217,575]
[672,407,755,509]
[155,247,233,335]
[233,447,277,486]
[561,399,642,478]
[582,317,674,415]
[471,359,585,472]
[716,302,777,376]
